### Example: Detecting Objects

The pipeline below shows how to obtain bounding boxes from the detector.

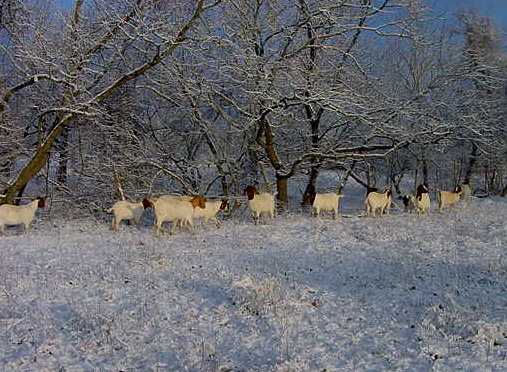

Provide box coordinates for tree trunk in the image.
[276,175,288,211]
[302,165,320,206]
[1,121,65,204]
[57,126,70,185]
[390,174,403,196]
[421,157,429,185]
[337,162,357,194]
[301,112,323,206]
[14,183,28,205]
[464,142,478,185]
[256,110,289,209]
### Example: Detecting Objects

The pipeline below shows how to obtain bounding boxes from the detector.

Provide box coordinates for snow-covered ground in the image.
[1,187,506,372]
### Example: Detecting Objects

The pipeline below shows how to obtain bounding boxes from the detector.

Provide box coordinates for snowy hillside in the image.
[1,191,506,371]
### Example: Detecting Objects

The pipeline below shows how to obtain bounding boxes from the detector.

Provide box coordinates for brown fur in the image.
[190,195,206,209]
[142,198,153,209]
[416,184,429,201]
[37,197,46,208]
[220,200,228,210]
[245,185,258,201]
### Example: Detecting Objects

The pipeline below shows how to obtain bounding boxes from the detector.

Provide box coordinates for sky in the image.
[53,0,507,31]
[430,0,507,28]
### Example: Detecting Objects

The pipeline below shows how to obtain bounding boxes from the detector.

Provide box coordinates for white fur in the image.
[414,193,431,215]
[151,197,205,235]
[438,189,462,212]
[365,190,392,218]
[460,184,472,199]
[0,199,43,234]
[248,193,276,225]
[108,201,146,231]
[192,201,227,228]
[312,193,345,220]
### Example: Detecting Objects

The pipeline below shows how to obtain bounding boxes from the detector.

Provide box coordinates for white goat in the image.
[460,184,472,200]
[0,197,46,234]
[307,186,344,220]
[192,200,228,228]
[155,195,208,228]
[414,193,431,215]
[146,195,206,235]
[413,183,431,215]
[245,186,276,225]
[365,189,393,218]
[438,186,462,212]
[108,200,151,231]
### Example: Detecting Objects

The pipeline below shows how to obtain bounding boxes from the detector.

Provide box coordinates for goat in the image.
[414,193,431,215]
[365,189,393,218]
[366,187,379,196]
[144,195,206,235]
[0,197,46,234]
[400,194,417,213]
[192,200,228,228]
[307,185,344,220]
[155,195,215,228]
[438,186,462,212]
[108,199,151,231]
[245,185,275,225]
[400,184,430,214]
[413,183,430,214]
[416,183,428,196]
[460,184,472,200]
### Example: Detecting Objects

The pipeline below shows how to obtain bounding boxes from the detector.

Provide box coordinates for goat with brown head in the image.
[438,186,462,212]
[245,185,275,225]
[0,197,46,234]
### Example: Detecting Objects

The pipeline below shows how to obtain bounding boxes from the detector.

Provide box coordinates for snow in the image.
[1,187,506,371]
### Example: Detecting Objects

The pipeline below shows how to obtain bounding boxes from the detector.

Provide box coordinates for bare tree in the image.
[204,0,447,207]
[2,0,505,210]
[455,9,506,190]
[0,0,222,204]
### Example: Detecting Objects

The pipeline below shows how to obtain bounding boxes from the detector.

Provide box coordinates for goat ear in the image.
[245,186,256,200]
[37,197,46,208]
[142,198,153,209]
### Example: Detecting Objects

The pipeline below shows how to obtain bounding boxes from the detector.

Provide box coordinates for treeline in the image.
[1,0,506,212]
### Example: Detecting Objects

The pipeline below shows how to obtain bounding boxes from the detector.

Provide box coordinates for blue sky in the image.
[430,0,507,28]
[53,0,507,30]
